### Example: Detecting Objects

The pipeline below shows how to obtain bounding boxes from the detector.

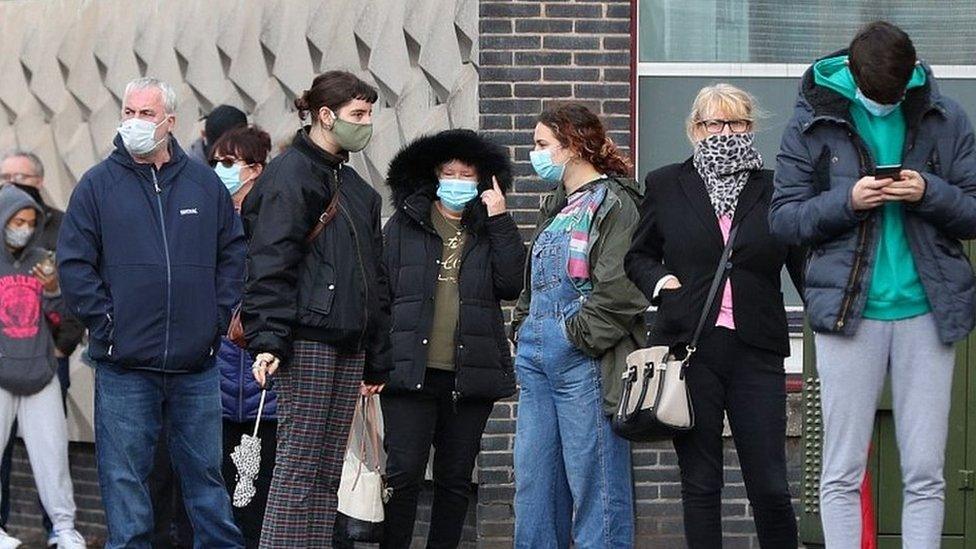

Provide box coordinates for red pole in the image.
[861,445,877,549]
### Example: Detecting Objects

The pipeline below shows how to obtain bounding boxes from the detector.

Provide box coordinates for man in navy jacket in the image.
[58,77,245,548]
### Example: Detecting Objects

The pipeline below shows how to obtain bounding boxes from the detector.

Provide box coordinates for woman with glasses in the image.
[625,84,804,548]
[209,126,277,548]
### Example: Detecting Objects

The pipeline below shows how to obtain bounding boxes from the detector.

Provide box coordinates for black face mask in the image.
[12,183,44,207]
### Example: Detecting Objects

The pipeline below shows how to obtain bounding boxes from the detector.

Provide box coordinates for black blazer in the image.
[625,159,805,358]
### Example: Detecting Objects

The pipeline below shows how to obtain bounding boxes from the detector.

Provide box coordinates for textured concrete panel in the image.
[0,0,478,211]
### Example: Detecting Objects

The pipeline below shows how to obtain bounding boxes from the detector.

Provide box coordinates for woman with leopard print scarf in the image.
[626,83,805,548]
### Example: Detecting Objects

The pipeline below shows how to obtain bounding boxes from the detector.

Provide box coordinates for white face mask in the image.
[4,226,33,249]
[855,88,900,118]
[118,117,167,156]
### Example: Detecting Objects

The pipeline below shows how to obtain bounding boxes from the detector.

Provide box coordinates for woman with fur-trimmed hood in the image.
[380,129,526,548]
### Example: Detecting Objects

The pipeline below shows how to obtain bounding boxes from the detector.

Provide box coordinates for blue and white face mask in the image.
[214,162,243,195]
[529,148,567,182]
[436,179,479,212]
[856,88,901,118]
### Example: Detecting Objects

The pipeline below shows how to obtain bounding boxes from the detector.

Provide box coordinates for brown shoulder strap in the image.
[305,190,341,244]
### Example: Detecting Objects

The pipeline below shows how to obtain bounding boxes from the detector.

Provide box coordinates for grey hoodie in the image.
[0,185,60,394]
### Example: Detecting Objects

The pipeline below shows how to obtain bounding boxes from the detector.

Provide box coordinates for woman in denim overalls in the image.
[511,104,649,548]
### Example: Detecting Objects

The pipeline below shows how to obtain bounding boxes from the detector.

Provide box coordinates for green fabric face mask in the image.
[331,117,373,153]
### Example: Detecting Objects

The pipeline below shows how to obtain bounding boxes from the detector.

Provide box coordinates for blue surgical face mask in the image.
[214,162,243,195]
[529,149,567,182]
[855,88,900,118]
[436,179,478,212]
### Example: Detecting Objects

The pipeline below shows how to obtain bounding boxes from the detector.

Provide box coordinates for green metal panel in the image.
[800,324,824,545]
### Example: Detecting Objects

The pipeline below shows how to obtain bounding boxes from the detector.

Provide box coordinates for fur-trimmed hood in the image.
[386,129,513,209]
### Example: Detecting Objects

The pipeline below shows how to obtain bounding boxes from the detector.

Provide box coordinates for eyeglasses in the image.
[697,119,753,134]
[0,173,39,184]
[210,157,257,170]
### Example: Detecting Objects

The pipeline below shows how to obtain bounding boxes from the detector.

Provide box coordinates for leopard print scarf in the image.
[692,133,763,218]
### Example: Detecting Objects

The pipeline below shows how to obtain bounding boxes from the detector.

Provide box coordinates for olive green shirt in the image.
[427,207,466,371]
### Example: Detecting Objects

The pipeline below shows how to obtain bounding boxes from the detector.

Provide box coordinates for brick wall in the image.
[7,441,105,545]
[479,0,634,245]
[476,2,802,547]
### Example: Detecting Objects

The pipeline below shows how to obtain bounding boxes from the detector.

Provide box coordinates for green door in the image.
[800,241,976,547]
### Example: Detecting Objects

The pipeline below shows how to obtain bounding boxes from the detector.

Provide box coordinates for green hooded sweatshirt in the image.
[813,55,930,321]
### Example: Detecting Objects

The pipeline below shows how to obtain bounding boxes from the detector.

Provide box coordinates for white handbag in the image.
[613,226,738,441]
[336,395,388,542]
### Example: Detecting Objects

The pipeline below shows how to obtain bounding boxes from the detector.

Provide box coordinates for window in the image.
[640,0,976,64]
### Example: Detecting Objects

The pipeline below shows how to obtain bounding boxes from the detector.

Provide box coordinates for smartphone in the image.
[874,164,902,181]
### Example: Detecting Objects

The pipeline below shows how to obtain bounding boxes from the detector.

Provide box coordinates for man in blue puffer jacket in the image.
[770,22,976,548]
[58,77,246,548]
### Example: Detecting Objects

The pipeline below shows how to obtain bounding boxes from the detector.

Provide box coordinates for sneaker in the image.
[47,531,57,547]
[55,529,85,549]
[0,527,21,549]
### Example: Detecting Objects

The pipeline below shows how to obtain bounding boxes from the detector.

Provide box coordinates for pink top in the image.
[716,215,735,329]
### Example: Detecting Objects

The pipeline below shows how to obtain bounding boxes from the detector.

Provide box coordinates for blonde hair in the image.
[685,83,758,143]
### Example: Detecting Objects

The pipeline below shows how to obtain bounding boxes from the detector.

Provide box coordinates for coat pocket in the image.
[305,263,337,315]
[655,286,690,333]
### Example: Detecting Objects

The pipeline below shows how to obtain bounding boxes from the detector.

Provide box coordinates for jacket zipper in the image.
[835,130,872,330]
[152,168,172,370]
[450,230,476,413]
[334,167,369,351]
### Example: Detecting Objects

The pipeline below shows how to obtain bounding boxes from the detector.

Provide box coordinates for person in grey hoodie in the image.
[0,185,85,548]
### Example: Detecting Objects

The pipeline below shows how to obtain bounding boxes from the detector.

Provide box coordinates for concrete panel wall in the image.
[0,0,479,211]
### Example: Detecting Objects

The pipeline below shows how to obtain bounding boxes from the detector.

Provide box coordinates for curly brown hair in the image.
[537,103,632,177]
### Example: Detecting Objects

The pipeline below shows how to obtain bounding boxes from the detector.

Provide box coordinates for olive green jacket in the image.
[512,176,649,415]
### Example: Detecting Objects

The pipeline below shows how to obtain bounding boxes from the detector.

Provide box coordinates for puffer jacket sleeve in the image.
[565,197,650,358]
[625,171,673,305]
[485,213,526,301]
[57,175,114,342]
[364,194,392,384]
[908,103,976,239]
[241,167,319,362]
[770,114,865,246]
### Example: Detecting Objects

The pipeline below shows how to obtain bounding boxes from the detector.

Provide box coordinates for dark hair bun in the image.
[294,93,310,113]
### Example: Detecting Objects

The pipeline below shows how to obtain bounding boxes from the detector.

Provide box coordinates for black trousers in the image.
[380,369,493,549]
[222,419,277,549]
[673,328,797,548]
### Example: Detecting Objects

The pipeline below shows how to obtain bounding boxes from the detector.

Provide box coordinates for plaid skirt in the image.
[259,341,364,548]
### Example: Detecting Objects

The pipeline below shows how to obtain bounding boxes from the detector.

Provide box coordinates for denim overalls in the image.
[513,209,634,549]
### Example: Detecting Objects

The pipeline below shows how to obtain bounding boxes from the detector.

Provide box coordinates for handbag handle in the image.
[685,225,738,360]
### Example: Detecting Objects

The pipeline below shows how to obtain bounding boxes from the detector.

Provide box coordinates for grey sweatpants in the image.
[816,314,954,549]
[0,377,77,533]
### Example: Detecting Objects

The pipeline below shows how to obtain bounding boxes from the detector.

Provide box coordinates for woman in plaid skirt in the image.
[240,71,391,548]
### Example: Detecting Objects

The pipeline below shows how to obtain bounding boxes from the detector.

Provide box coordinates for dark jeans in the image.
[674,328,797,549]
[150,433,193,548]
[380,369,493,549]
[94,363,243,549]
[222,419,277,549]
[0,356,70,533]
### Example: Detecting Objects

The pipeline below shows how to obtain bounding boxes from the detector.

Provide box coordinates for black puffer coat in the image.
[241,129,391,383]
[383,130,525,400]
